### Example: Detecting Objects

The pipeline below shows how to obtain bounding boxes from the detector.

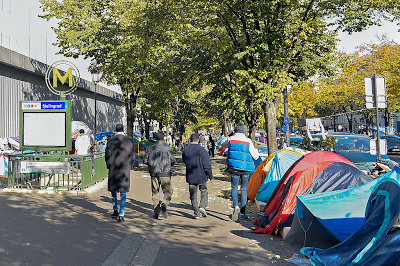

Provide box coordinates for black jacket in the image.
[182,143,214,184]
[105,134,136,193]
[144,141,176,177]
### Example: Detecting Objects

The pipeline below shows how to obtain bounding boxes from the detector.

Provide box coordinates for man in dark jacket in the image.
[144,132,176,219]
[182,133,214,219]
[105,124,136,222]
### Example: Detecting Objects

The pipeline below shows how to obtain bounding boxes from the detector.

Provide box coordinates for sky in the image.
[337,20,400,52]
[0,0,399,94]
[0,0,121,93]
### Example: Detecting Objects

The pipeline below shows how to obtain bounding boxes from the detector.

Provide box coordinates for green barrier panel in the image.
[7,152,108,191]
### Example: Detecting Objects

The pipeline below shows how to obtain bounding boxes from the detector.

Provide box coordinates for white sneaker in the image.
[199,207,207,218]
[232,206,240,221]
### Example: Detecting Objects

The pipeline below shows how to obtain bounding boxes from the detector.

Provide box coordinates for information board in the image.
[20,101,71,151]
[23,112,66,147]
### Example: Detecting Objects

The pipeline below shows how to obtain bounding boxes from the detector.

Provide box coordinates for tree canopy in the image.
[40,0,400,152]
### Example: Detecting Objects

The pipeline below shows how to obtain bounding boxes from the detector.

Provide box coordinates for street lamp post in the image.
[284,85,291,146]
[90,66,100,153]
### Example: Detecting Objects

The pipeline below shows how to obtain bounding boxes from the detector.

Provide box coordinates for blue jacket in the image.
[223,133,259,172]
[182,143,214,184]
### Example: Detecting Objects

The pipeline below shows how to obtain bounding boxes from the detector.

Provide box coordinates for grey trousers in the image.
[189,182,208,216]
[151,176,172,209]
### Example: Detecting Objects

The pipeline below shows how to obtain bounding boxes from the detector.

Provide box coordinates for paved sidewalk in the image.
[0,155,293,266]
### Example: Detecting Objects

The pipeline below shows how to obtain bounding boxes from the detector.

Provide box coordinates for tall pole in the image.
[374,74,381,160]
[284,86,290,146]
[93,82,98,153]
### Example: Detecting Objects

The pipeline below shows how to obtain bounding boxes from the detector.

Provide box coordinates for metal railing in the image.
[7,152,108,191]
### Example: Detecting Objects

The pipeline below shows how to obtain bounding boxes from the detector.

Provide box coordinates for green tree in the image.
[188,0,399,153]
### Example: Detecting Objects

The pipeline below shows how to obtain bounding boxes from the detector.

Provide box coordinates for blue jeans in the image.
[231,173,249,209]
[189,182,208,216]
[111,192,127,216]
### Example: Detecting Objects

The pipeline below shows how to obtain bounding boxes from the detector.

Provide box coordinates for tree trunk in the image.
[124,93,136,139]
[180,124,185,136]
[159,120,163,132]
[144,119,150,140]
[222,114,228,136]
[264,97,280,156]
[246,94,258,141]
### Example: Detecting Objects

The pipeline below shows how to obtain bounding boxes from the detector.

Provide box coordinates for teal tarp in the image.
[296,168,400,242]
[290,176,400,266]
[255,152,302,203]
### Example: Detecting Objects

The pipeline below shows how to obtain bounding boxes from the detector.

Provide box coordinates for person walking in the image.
[105,124,136,222]
[75,129,91,155]
[199,133,205,149]
[182,133,214,219]
[222,123,259,221]
[208,134,215,157]
[144,132,176,219]
[166,133,173,146]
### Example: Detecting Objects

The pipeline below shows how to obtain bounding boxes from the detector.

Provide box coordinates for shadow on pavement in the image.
[0,193,140,266]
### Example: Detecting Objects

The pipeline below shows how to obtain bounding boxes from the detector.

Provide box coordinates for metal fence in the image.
[7,152,108,191]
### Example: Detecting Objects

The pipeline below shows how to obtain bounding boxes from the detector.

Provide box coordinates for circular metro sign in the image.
[45,60,80,97]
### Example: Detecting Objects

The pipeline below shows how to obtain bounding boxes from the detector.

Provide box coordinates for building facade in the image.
[0,46,125,139]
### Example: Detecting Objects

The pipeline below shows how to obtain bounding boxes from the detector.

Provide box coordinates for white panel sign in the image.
[365,77,386,96]
[306,118,323,131]
[20,161,70,174]
[370,139,387,155]
[365,77,387,109]
[23,112,66,147]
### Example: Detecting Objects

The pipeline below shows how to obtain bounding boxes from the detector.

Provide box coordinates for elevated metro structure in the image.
[0,46,125,139]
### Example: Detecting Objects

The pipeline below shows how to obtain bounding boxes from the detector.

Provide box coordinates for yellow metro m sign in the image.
[45,60,80,98]
[53,68,73,88]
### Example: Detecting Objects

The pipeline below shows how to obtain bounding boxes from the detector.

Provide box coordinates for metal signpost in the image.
[365,74,386,160]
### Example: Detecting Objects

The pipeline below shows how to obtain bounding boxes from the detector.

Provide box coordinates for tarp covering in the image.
[264,151,355,222]
[304,161,372,195]
[289,176,400,266]
[285,168,400,254]
[217,137,227,147]
[255,160,365,235]
[255,152,302,203]
[247,150,301,201]
[276,162,371,229]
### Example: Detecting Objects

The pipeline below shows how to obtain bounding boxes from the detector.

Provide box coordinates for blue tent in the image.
[289,176,400,266]
[217,137,227,147]
[96,131,113,141]
[287,168,400,265]
[255,152,302,203]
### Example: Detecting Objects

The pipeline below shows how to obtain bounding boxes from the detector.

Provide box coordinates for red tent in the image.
[255,151,355,234]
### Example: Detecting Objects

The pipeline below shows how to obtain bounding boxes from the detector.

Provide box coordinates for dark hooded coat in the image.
[105,134,136,193]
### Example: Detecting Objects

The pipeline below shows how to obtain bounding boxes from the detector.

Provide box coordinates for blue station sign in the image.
[22,101,68,110]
